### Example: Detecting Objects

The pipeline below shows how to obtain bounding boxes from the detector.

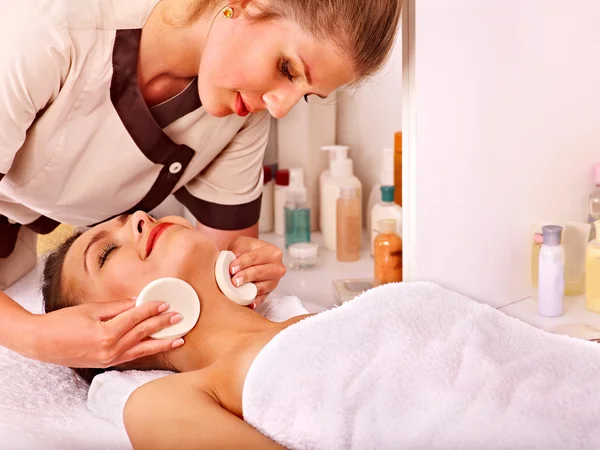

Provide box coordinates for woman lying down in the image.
[42,211,600,449]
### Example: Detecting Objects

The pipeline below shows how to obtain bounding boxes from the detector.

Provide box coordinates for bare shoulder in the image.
[206,314,314,417]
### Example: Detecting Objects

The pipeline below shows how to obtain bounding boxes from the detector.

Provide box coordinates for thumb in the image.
[89,298,136,321]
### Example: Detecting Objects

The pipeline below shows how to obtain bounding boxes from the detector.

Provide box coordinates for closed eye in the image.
[98,243,118,268]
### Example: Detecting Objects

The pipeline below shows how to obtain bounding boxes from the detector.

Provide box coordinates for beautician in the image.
[0,0,401,369]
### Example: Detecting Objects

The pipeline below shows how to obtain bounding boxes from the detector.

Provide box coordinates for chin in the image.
[203,102,233,118]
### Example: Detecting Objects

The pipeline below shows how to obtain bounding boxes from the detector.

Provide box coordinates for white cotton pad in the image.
[135,278,200,340]
[215,250,257,306]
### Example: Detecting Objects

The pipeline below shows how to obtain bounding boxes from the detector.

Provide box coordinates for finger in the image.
[113,311,182,356]
[228,236,263,257]
[232,263,286,286]
[112,338,185,366]
[247,294,268,310]
[230,245,276,274]
[89,298,136,321]
[103,301,171,339]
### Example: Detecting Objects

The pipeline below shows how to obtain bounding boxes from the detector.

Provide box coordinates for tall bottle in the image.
[274,169,290,236]
[285,168,311,248]
[537,225,564,317]
[373,219,402,286]
[370,186,402,255]
[320,145,362,251]
[367,147,395,238]
[258,165,274,233]
[588,164,600,227]
[336,186,361,262]
[586,221,600,312]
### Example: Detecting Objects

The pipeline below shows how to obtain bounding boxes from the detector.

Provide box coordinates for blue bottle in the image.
[284,168,311,248]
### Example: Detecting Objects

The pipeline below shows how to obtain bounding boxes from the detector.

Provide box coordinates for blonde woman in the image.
[0,0,401,369]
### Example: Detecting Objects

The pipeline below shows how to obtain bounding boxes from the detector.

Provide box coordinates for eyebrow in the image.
[83,230,109,274]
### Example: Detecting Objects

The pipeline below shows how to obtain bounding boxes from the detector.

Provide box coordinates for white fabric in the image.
[0,266,131,449]
[86,294,308,429]
[0,264,308,448]
[243,281,600,450]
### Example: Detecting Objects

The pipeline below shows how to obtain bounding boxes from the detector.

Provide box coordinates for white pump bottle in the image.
[319,145,362,251]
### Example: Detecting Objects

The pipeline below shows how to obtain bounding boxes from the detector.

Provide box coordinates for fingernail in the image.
[234,277,243,287]
[231,265,240,275]
[170,314,183,325]
[158,303,170,313]
[171,338,185,349]
[250,303,256,310]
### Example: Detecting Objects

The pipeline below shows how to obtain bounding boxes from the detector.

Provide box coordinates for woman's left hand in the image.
[227,236,286,308]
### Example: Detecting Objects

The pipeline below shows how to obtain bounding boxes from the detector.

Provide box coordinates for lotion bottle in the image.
[370,186,402,255]
[367,147,395,238]
[585,221,600,312]
[336,186,361,262]
[537,225,565,317]
[320,145,362,251]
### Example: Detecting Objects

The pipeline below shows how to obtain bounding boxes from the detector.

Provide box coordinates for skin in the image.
[62,211,314,448]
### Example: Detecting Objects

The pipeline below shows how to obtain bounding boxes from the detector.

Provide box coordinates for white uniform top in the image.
[0,0,269,265]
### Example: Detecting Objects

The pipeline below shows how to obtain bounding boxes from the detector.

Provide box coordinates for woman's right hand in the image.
[30,299,184,368]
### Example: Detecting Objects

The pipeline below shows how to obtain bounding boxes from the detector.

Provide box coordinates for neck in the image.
[165,281,275,372]
[139,0,213,86]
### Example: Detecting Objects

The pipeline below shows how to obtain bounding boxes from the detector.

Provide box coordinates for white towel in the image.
[243,281,600,450]
[0,266,131,450]
[87,294,308,429]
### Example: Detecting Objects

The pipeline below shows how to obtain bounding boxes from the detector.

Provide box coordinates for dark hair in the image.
[184,0,402,81]
[42,230,109,384]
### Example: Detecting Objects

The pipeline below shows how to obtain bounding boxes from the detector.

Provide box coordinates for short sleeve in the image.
[0,8,70,177]
[175,111,270,230]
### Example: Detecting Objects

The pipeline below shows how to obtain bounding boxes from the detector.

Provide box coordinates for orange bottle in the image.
[373,219,403,286]
[394,131,402,206]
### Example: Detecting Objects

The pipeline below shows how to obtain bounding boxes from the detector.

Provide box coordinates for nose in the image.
[262,88,304,119]
[129,211,151,242]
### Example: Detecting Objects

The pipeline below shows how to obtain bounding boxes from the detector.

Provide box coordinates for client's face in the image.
[63,211,219,303]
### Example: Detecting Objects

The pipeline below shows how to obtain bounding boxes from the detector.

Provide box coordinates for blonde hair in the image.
[185,0,402,80]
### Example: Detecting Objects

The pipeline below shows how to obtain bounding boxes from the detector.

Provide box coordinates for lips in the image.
[235,92,250,117]
[145,223,173,258]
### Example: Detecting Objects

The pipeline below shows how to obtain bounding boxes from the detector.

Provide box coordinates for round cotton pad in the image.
[135,278,200,340]
[215,250,258,306]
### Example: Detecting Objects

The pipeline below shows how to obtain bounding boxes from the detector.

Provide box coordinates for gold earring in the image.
[223,6,234,18]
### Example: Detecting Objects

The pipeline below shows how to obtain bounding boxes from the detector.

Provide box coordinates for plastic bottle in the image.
[586,221,600,312]
[258,165,274,233]
[367,147,395,237]
[370,186,402,255]
[531,224,543,289]
[320,145,362,251]
[373,219,402,286]
[588,164,600,226]
[274,169,290,236]
[537,225,564,317]
[394,131,402,205]
[336,186,361,262]
[284,168,311,248]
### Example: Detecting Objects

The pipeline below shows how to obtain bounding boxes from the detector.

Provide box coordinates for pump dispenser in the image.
[319,145,362,251]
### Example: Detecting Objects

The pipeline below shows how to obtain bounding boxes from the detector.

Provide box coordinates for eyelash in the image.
[98,243,118,268]
[280,59,309,103]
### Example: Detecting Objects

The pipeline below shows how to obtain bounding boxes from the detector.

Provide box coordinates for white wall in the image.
[336,32,403,213]
[403,0,600,307]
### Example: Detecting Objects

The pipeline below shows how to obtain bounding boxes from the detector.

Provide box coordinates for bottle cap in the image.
[380,148,395,186]
[542,225,562,246]
[378,219,397,234]
[275,169,290,186]
[288,242,319,259]
[380,185,395,202]
[263,165,273,184]
[339,186,357,199]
